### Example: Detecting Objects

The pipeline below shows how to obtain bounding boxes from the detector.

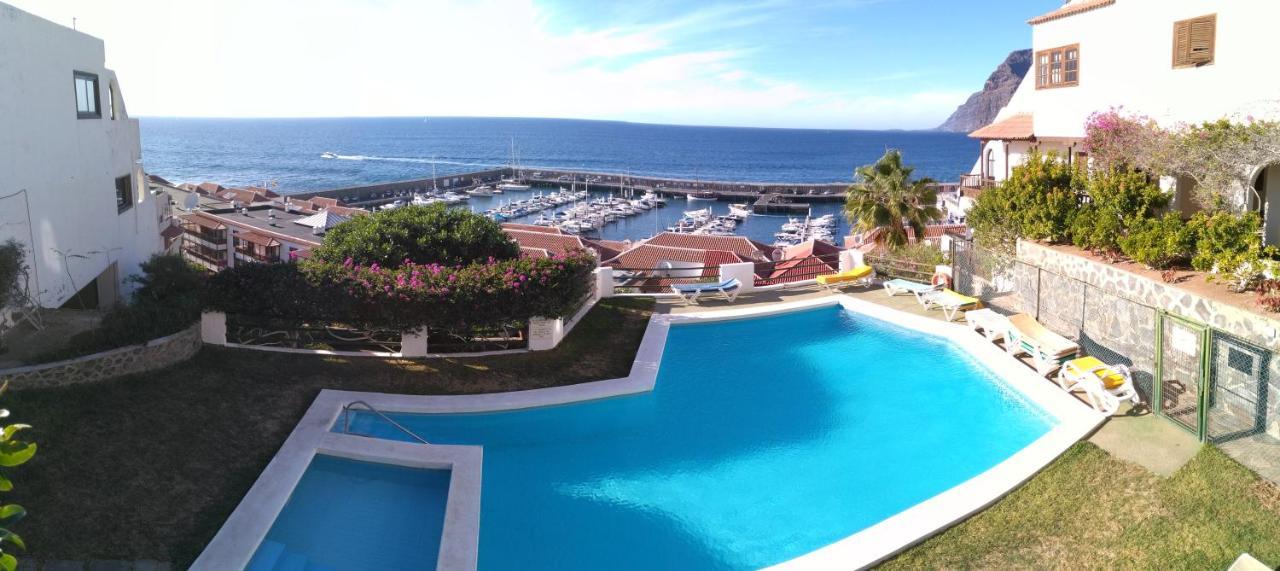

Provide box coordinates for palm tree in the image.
[844,149,942,249]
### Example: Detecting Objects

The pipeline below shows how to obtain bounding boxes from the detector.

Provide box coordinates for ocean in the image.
[140,117,976,244]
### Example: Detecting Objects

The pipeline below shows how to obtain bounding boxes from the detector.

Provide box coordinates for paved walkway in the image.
[654,283,1203,476]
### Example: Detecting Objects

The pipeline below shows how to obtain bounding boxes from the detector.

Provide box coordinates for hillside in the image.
[937,49,1032,133]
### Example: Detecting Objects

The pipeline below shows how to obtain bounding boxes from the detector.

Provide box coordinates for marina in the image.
[288,167,869,245]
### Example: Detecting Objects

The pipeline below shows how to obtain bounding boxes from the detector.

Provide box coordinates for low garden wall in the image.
[0,324,202,389]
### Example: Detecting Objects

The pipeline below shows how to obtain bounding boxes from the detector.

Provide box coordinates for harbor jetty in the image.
[287,167,884,208]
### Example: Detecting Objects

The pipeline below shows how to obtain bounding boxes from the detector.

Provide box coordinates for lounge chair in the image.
[816,265,875,290]
[671,278,742,304]
[964,308,1011,343]
[882,278,943,305]
[1005,314,1081,376]
[1057,356,1141,415]
[919,289,983,321]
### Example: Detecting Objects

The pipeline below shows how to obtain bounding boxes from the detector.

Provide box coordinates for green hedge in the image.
[204,251,596,332]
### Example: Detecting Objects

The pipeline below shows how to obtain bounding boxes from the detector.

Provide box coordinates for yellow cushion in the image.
[817,265,873,285]
[1068,356,1127,389]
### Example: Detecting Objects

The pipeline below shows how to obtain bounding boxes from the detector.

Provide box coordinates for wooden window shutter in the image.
[1173,14,1215,68]
[1188,16,1215,64]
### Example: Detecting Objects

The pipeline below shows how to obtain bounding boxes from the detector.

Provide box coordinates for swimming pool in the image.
[246,455,451,571]
[338,305,1059,569]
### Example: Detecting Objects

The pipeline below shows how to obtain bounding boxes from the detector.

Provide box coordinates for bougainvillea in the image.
[204,250,596,331]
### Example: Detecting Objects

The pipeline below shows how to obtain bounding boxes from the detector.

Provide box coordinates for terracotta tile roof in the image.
[196,182,225,194]
[160,224,184,240]
[1028,0,1115,25]
[505,229,589,257]
[234,231,279,247]
[581,239,622,261]
[764,240,841,283]
[969,113,1035,140]
[182,212,226,230]
[604,244,748,277]
[501,223,564,235]
[642,232,771,261]
[241,186,281,199]
[591,239,631,252]
[520,247,551,259]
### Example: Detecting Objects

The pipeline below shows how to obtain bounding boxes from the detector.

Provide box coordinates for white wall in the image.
[1014,1,1280,138]
[0,3,162,308]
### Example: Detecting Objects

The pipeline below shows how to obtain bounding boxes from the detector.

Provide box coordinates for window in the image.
[985,149,995,178]
[1035,44,1079,89]
[115,175,133,213]
[73,71,100,118]
[1173,14,1216,68]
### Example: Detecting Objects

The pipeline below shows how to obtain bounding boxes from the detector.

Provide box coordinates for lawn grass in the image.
[7,297,654,566]
[883,442,1280,569]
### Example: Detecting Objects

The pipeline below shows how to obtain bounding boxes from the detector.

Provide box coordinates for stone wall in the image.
[0,324,202,389]
[1016,240,1280,468]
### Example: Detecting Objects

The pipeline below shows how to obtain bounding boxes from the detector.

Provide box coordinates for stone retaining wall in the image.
[0,324,202,389]
[1016,240,1280,472]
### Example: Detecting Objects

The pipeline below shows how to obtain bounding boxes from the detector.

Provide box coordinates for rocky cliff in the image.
[936,49,1032,133]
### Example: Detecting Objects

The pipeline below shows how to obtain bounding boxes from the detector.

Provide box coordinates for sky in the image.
[13,0,1061,129]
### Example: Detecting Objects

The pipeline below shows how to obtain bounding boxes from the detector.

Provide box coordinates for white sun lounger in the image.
[882,278,943,305]
[671,278,742,304]
[964,308,1011,343]
[1056,356,1141,415]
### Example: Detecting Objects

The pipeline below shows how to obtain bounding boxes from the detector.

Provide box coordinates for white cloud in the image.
[10,0,964,129]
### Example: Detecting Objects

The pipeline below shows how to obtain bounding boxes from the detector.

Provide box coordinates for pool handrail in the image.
[340,400,432,445]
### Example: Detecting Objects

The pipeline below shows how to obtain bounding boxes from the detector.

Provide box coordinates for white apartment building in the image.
[964,0,1280,241]
[0,3,163,309]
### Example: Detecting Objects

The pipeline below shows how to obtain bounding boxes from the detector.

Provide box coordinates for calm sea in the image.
[140,117,976,243]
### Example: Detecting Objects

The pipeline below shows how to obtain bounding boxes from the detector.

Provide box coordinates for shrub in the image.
[312,204,520,268]
[0,241,23,310]
[127,254,204,319]
[1071,167,1167,257]
[0,382,35,571]
[888,242,946,267]
[204,251,597,332]
[27,255,205,364]
[1189,211,1276,291]
[1119,213,1197,269]
[968,151,1084,254]
[1257,279,1280,312]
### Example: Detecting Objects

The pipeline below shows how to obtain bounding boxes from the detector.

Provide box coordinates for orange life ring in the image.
[931,272,952,288]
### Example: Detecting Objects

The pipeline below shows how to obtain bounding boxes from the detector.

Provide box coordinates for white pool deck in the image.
[191,294,1105,571]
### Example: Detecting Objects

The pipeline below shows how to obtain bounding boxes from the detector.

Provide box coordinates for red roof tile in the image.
[643,233,771,261]
[604,244,748,277]
[520,247,551,259]
[1028,0,1115,25]
[969,113,1035,140]
[501,223,564,235]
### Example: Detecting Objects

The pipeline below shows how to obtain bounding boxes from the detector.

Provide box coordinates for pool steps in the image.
[246,540,336,571]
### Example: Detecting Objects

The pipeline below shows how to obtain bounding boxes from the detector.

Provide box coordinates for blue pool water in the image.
[340,307,1054,569]
[248,455,450,571]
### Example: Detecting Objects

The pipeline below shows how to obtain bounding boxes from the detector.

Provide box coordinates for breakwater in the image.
[285,167,926,208]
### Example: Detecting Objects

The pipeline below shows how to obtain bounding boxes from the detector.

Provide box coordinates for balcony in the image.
[958,173,996,194]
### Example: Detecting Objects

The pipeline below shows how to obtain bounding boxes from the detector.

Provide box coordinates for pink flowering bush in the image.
[1082,108,1166,171]
[204,249,596,331]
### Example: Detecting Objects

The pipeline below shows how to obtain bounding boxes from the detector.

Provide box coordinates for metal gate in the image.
[949,236,975,296]
[1156,312,1209,438]
[1207,331,1273,443]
